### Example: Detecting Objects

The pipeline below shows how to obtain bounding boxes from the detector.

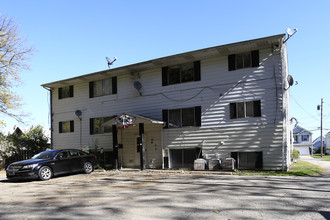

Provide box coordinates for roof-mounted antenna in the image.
[284,28,298,43]
[106,56,117,68]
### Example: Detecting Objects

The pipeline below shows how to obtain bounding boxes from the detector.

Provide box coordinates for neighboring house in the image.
[313,136,326,154]
[293,126,313,155]
[42,34,292,171]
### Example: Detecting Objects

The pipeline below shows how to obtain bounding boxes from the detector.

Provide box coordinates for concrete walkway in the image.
[299,155,330,175]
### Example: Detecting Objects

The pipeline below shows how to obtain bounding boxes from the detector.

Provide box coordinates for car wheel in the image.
[84,162,93,174]
[38,166,52,181]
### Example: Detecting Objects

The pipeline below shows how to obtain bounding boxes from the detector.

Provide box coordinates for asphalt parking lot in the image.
[0,169,330,220]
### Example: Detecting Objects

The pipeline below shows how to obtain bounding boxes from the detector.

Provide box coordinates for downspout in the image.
[161,123,166,169]
[280,44,285,171]
[43,86,53,149]
[281,40,289,171]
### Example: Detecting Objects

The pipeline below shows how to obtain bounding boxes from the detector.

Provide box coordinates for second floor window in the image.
[162,106,201,128]
[58,85,73,99]
[90,116,115,134]
[294,135,298,143]
[301,135,309,142]
[162,61,200,86]
[89,77,117,98]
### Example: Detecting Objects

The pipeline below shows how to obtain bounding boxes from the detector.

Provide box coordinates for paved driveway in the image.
[0,170,330,220]
[299,155,330,175]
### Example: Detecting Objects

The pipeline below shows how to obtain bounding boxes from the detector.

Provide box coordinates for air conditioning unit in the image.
[194,159,207,170]
[222,158,236,171]
[208,159,221,171]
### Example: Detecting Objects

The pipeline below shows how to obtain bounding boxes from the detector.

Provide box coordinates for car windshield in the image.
[32,151,57,159]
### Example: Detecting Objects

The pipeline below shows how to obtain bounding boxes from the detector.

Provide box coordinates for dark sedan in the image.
[6,149,98,181]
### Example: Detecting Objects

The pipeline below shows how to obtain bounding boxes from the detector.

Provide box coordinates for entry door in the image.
[121,130,140,168]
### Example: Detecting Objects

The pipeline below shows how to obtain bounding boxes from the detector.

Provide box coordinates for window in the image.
[89,77,117,98]
[231,152,263,169]
[228,50,259,71]
[294,135,298,143]
[68,150,80,157]
[302,135,309,142]
[59,121,74,133]
[162,61,200,86]
[230,100,261,119]
[169,148,201,169]
[55,151,69,159]
[58,85,73,99]
[162,106,201,128]
[90,116,115,134]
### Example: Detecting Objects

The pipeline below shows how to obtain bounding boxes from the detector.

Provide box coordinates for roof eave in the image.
[41,34,285,89]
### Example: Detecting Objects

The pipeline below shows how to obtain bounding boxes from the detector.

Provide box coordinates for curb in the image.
[94,169,233,175]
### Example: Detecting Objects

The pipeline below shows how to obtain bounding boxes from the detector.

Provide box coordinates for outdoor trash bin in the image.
[194,159,207,170]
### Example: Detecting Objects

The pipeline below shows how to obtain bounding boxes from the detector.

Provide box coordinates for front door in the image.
[120,128,140,168]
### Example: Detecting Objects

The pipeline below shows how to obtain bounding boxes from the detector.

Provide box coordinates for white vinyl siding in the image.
[50,37,289,170]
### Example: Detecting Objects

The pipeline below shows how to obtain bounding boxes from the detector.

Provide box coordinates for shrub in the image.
[292,148,300,161]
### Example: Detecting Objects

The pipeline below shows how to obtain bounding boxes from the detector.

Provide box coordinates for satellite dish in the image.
[286,28,293,36]
[134,81,142,90]
[287,75,294,87]
[133,81,142,95]
[284,28,298,43]
[75,110,82,119]
[106,56,117,68]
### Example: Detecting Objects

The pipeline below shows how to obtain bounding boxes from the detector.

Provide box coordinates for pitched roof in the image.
[293,125,312,135]
[41,34,285,89]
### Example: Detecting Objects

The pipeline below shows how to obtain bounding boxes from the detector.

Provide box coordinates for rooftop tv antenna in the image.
[283,28,298,43]
[106,56,117,68]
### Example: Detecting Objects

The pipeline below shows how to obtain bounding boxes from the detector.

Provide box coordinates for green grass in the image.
[235,161,325,176]
[311,154,330,161]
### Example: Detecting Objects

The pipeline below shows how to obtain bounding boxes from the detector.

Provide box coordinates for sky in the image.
[1,0,330,139]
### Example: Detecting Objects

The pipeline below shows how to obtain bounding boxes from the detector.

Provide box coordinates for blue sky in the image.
[1,0,330,139]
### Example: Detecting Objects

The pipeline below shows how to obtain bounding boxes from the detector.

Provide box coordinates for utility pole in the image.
[318,99,324,158]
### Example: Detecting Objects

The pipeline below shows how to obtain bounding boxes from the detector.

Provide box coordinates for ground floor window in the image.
[231,152,263,169]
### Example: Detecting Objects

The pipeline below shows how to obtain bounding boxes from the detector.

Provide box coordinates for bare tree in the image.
[0,15,33,126]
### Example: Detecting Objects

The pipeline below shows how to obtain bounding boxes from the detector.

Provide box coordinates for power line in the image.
[290,95,319,121]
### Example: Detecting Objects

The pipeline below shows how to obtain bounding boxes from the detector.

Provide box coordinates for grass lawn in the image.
[235,161,325,176]
[311,154,330,161]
